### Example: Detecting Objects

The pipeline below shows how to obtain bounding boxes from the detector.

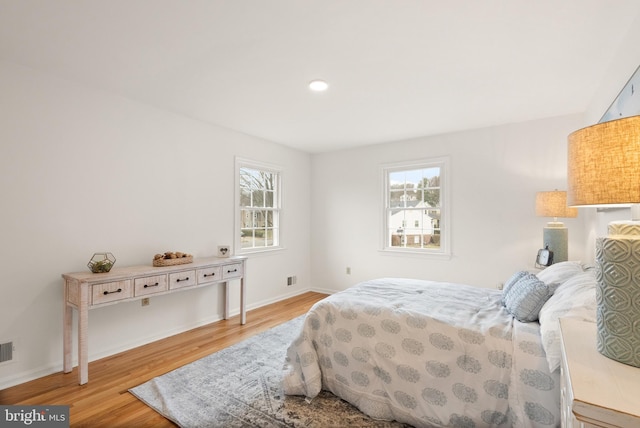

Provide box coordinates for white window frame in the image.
[235,157,283,254]
[381,157,451,258]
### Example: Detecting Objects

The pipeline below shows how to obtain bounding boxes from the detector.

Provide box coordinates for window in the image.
[235,158,281,253]
[382,157,450,256]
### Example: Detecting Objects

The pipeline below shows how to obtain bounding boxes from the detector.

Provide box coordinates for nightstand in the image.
[559,318,640,427]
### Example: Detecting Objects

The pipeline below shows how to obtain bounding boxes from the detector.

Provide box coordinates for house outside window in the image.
[235,158,281,253]
[382,157,450,257]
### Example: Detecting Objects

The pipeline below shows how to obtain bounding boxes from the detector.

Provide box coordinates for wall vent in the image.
[0,341,13,363]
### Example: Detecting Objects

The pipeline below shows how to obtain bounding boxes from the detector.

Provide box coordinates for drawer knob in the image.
[103,288,122,295]
[228,268,238,273]
[176,277,190,282]
[144,282,159,288]
[204,273,216,277]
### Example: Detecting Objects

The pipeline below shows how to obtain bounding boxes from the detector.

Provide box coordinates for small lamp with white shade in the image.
[535,190,577,264]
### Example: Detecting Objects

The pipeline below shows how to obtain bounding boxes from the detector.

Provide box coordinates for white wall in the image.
[310,114,587,293]
[577,12,640,257]
[0,61,311,388]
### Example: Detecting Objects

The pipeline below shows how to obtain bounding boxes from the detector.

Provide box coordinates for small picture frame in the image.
[217,245,230,258]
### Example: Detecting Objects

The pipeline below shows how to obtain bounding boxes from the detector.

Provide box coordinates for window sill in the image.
[237,246,285,256]
[379,247,452,261]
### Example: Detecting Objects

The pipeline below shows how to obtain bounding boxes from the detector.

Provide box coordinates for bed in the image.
[282,262,597,427]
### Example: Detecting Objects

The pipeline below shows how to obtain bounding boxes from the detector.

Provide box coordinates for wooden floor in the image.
[0,291,327,427]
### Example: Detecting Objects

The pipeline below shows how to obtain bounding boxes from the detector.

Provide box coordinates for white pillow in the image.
[535,261,585,292]
[538,270,597,372]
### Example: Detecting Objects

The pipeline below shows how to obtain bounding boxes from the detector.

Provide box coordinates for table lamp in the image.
[535,190,577,263]
[567,115,640,367]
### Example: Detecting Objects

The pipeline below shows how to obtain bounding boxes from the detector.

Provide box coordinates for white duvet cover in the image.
[282,278,560,427]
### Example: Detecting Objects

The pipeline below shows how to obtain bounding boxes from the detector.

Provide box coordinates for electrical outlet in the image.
[346,267,351,275]
[497,282,504,290]
[287,276,297,286]
[141,298,150,306]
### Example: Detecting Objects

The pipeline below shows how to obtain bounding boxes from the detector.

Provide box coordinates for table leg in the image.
[63,281,72,374]
[240,277,246,325]
[224,282,230,320]
[78,285,89,385]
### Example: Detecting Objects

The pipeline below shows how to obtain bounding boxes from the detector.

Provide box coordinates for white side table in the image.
[559,318,640,427]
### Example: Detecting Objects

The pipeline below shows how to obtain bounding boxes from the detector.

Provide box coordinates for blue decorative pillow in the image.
[502,273,553,322]
[501,271,529,306]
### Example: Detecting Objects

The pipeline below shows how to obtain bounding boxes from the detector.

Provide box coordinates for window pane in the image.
[240,189,252,207]
[252,189,264,207]
[254,171,266,189]
[265,190,274,208]
[389,189,406,208]
[240,167,258,188]
[240,229,253,248]
[424,188,440,207]
[254,210,264,227]
[254,228,265,247]
[389,171,406,186]
[240,210,252,228]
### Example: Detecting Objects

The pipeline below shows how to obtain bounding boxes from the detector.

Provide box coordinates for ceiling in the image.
[1,1,639,153]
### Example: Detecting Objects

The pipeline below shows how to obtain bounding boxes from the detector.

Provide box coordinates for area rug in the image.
[130,316,409,428]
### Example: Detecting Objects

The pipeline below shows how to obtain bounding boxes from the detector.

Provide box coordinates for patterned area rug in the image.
[130,316,409,427]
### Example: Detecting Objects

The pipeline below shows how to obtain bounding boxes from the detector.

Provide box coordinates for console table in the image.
[62,256,246,384]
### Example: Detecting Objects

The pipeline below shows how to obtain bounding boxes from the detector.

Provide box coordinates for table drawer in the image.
[134,274,168,296]
[91,280,133,305]
[222,263,243,279]
[197,266,222,284]
[169,270,196,290]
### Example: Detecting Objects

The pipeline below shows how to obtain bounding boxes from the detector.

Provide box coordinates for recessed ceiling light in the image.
[309,80,329,92]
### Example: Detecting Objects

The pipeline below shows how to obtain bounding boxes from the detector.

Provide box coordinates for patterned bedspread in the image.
[282,278,560,427]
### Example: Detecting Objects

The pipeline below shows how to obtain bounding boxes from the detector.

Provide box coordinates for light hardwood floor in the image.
[0,291,328,427]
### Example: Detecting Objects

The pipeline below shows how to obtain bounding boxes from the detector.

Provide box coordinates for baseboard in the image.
[0,363,62,391]
[309,286,336,295]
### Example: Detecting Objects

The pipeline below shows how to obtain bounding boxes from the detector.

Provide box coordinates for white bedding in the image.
[282,278,560,427]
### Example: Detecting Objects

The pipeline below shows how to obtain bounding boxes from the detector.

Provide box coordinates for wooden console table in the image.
[62,256,246,384]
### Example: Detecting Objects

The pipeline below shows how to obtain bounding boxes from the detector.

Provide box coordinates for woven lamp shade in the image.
[568,115,640,207]
[535,191,577,218]
[567,115,640,367]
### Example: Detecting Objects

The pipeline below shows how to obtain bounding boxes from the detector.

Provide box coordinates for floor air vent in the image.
[0,341,13,363]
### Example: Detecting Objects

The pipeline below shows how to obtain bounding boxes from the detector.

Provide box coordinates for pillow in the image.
[502,273,553,322]
[535,261,584,292]
[501,270,529,305]
[538,270,597,372]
